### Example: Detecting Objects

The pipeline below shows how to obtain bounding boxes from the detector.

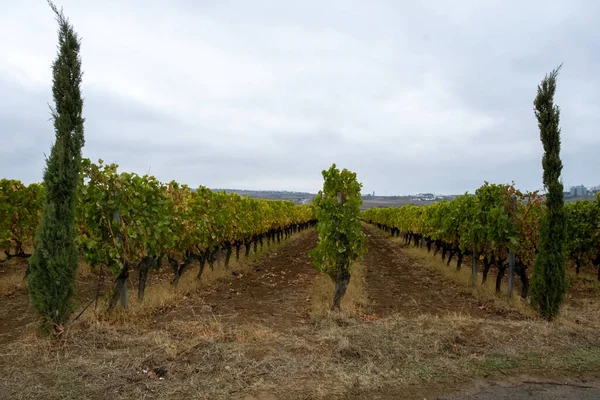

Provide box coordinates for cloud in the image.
[1,0,599,195]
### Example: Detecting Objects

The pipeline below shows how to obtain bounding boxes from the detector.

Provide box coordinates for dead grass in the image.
[75,261,95,279]
[565,268,600,295]
[0,268,26,296]
[3,308,600,400]
[0,258,94,299]
[310,263,369,318]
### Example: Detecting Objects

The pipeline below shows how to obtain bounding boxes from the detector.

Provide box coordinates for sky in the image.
[1,0,599,196]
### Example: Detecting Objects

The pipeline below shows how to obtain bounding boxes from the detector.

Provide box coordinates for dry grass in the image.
[310,263,369,318]
[75,261,95,279]
[0,251,29,296]
[565,268,600,295]
[0,253,96,300]
[0,268,26,296]
[3,307,600,400]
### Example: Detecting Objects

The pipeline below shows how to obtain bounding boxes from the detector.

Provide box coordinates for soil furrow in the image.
[158,230,319,330]
[362,224,518,319]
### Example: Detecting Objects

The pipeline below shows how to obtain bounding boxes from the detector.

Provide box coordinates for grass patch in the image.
[562,347,600,371]
[480,358,521,372]
[5,312,600,399]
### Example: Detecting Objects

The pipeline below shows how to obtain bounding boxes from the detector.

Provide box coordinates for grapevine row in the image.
[362,182,600,298]
[0,179,44,260]
[1,159,316,305]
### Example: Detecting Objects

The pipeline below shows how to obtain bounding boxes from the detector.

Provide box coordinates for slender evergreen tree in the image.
[28,1,85,334]
[530,65,566,320]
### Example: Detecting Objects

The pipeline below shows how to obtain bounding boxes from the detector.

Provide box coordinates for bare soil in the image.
[155,230,319,330]
[362,227,523,320]
[439,380,600,400]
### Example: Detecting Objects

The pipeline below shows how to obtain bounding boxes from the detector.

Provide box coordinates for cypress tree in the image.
[530,65,566,320]
[27,1,85,334]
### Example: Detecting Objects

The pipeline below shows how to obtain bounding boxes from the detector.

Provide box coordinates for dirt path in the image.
[440,380,600,399]
[362,224,520,319]
[158,230,319,330]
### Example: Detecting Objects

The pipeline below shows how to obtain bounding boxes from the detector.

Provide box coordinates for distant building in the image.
[570,185,588,197]
[415,193,435,201]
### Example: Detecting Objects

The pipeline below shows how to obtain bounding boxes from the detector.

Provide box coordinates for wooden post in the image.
[121,280,128,308]
[507,195,517,298]
[471,243,478,287]
[113,207,128,308]
[332,191,347,311]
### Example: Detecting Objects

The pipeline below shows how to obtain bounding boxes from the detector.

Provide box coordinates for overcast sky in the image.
[1,0,599,195]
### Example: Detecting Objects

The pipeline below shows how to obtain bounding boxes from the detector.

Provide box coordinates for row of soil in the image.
[155,230,319,330]
[362,225,523,320]
[156,224,521,334]
[0,231,318,345]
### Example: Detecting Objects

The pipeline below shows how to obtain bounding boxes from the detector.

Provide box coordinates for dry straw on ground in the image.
[2,307,600,400]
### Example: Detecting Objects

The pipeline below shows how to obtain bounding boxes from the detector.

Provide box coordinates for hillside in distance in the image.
[209,187,597,209]
[209,189,459,209]
[210,189,316,204]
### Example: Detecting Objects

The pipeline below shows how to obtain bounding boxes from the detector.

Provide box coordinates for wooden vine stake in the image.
[507,194,517,298]
[471,243,479,288]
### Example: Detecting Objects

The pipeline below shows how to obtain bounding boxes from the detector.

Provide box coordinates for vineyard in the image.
[1,159,316,307]
[3,171,600,399]
[6,175,599,307]
[0,180,44,261]
[3,161,600,400]
[362,182,600,298]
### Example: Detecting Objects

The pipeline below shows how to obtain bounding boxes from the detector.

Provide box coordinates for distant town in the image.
[567,184,599,197]
[211,184,599,209]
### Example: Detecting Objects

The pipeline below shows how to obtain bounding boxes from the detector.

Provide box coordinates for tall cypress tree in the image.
[28,1,85,334]
[530,65,566,320]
